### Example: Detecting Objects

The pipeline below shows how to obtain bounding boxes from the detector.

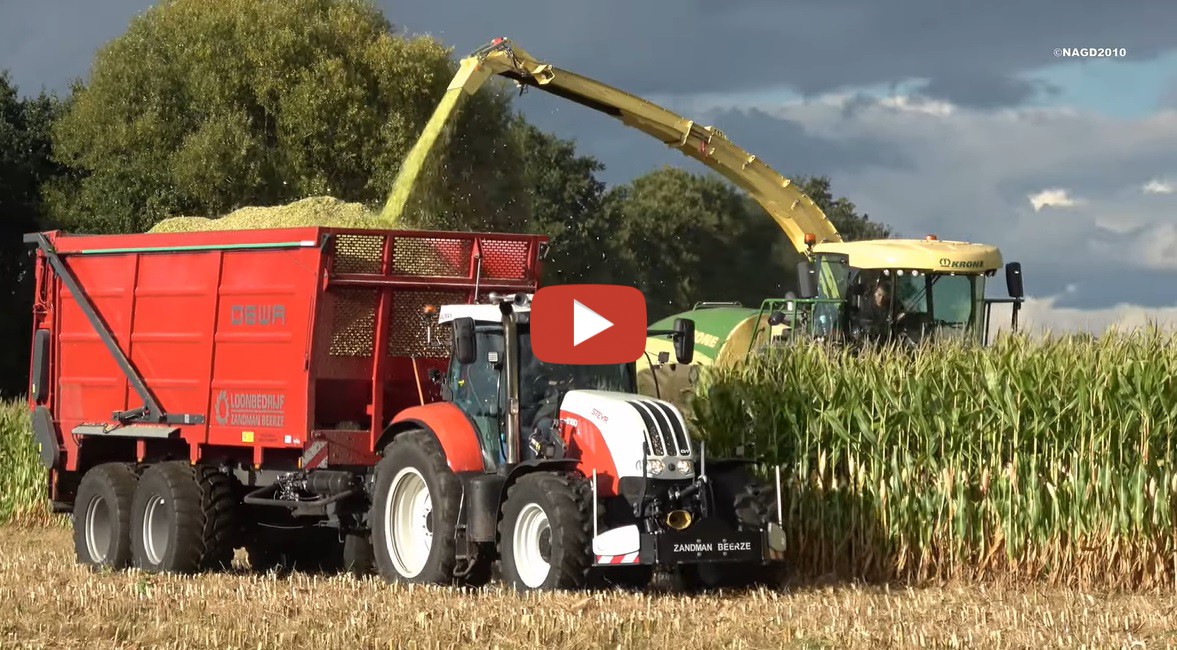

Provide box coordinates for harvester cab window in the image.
[812,253,851,336]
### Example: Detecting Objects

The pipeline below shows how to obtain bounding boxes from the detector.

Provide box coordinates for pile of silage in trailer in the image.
[147,195,461,273]
[147,196,380,233]
[691,329,1177,588]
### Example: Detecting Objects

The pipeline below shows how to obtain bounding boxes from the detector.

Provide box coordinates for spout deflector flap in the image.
[592,524,640,556]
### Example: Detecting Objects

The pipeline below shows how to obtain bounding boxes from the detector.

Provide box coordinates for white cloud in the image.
[877,94,955,117]
[1143,178,1175,194]
[1093,214,1146,234]
[990,295,1177,336]
[1028,188,1084,211]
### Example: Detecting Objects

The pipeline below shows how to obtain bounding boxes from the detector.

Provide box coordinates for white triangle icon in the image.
[573,299,613,346]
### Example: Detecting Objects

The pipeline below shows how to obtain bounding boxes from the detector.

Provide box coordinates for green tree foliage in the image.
[46,0,527,234]
[507,117,622,285]
[599,167,781,319]
[0,72,67,396]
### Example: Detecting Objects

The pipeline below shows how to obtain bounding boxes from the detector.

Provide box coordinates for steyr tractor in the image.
[369,292,787,590]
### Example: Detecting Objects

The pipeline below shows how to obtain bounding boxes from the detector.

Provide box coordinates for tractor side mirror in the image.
[453,317,476,365]
[673,318,694,364]
[1005,262,1024,298]
[797,261,818,299]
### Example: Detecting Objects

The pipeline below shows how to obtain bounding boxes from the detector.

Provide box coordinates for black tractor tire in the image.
[73,463,140,570]
[369,429,464,585]
[129,462,238,574]
[196,465,239,571]
[497,472,592,592]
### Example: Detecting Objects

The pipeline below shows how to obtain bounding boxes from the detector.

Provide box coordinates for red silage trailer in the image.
[25,226,545,573]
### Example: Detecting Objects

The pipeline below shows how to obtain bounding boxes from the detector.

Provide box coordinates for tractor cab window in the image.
[516,328,634,432]
[448,328,506,461]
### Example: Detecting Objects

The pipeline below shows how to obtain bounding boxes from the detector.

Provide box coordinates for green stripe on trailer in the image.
[72,241,319,255]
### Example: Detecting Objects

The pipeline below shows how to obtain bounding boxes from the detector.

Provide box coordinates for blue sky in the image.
[1026,53,1177,118]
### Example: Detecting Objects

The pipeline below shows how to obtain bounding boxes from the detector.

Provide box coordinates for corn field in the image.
[692,328,1177,589]
[0,399,54,526]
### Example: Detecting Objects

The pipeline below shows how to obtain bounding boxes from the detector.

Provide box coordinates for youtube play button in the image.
[531,285,647,365]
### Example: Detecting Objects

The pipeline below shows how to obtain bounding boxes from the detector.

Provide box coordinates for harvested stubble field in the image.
[1,524,1174,649]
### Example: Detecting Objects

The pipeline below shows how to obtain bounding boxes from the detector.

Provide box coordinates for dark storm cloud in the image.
[0,0,156,95]
[511,91,909,185]
[913,74,1061,109]
[4,0,1171,104]
[381,0,1174,108]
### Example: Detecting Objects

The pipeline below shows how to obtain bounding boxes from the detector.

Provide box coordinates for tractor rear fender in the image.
[379,402,489,473]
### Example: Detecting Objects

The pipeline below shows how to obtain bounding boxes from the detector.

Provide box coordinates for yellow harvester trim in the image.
[815,238,1003,272]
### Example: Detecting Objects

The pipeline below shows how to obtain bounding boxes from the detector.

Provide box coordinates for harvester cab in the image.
[417,292,787,590]
[771,237,1026,348]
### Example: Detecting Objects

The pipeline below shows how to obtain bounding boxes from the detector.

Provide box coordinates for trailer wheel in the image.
[196,465,239,571]
[73,463,139,570]
[370,429,462,584]
[497,472,592,591]
[130,462,237,574]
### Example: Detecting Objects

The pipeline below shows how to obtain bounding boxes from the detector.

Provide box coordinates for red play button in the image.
[530,285,646,365]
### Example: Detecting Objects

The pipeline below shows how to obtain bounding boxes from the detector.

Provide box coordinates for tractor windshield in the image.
[516,327,636,398]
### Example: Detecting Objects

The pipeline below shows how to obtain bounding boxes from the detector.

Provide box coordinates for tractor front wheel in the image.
[370,430,462,585]
[497,472,592,591]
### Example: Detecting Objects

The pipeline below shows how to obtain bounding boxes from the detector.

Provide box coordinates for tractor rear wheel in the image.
[370,430,462,585]
[497,472,592,591]
[73,463,139,570]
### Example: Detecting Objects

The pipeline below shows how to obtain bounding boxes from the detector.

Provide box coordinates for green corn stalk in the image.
[688,327,1177,588]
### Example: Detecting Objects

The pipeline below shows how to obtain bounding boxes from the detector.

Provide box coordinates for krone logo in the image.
[939,258,984,269]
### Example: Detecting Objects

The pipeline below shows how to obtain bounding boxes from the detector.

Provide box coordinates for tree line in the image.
[0,0,891,397]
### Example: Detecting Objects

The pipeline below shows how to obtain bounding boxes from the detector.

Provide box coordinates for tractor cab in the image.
[430,293,694,470]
